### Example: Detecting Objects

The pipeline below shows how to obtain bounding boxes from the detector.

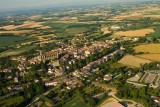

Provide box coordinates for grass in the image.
[0,96,24,107]
[63,96,86,107]
[118,55,151,67]
[0,35,35,47]
[149,25,160,37]
[110,62,125,68]
[134,44,160,53]
[0,45,37,58]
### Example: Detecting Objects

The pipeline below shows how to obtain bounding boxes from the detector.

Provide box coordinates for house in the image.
[104,74,113,81]
[45,81,58,87]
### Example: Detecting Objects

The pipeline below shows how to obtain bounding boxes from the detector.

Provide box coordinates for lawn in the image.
[0,96,24,107]
[63,96,86,107]
[0,35,35,47]
[0,45,37,58]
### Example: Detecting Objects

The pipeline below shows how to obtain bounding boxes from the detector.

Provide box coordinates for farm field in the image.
[65,27,89,34]
[118,55,151,67]
[0,35,35,47]
[62,96,86,107]
[101,26,111,34]
[0,96,24,107]
[114,29,154,37]
[0,45,37,58]
[134,44,160,53]
[0,30,33,35]
[136,54,160,61]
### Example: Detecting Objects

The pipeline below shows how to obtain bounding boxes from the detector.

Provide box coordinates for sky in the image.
[0,0,153,10]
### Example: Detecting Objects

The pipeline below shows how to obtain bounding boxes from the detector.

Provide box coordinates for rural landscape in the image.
[0,0,160,107]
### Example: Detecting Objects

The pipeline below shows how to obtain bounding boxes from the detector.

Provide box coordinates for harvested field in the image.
[101,26,111,34]
[136,54,160,62]
[114,29,154,37]
[134,44,160,53]
[0,30,33,35]
[119,55,151,67]
[0,21,51,30]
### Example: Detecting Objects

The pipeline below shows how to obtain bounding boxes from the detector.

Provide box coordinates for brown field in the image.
[119,55,151,67]
[0,30,33,35]
[101,26,111,34]
[136,54,160,62]
[114,29,154,37]
[134,44,160,53]
[0,21,51,30]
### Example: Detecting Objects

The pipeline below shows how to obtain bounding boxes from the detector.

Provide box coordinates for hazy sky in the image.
[0,0,152,10]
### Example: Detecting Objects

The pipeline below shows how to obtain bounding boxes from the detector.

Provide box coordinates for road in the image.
[26,88,55,107]
[93,82,144,107]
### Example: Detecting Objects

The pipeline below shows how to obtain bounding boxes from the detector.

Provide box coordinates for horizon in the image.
[0,0,155,10]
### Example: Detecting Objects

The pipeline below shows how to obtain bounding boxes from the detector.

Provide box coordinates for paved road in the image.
[26,88,55,107]
[109,92,144,107]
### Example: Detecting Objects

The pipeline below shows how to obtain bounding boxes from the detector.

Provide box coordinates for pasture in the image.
[0,96,24,107]
[114,29,154,37]
[134,44,160,53]
[0,35,35,47]
[119,55,151,67]
[0,45,37,58]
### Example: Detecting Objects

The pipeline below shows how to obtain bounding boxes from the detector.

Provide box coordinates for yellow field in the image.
[101,26,111,34]
[134,44,160,53]
[136,54,160,61]
[119,55,151,67]
[0,30,33,35]
[114,29,154,37]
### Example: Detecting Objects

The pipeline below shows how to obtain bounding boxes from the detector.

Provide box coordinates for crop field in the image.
[0,35,35,47]
[0,45,37,58]
[119,55,151,67]
[65,27,89,34]
[0,21,51,30]
[101,26,111,34]
[114,29,154,37]
[63,96,86,107]
[136,54,160,61]
[134,44,160,53]
[0,30,33,35]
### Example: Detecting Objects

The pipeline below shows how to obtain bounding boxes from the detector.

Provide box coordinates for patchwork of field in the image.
[119,55,151,67]
[0,35,35,47]
[0,45,36,58]
[0,30,33,35]
[134,44,160,53]
[136,54,160,62]
[0,21,51,30]
[114,29,154,37]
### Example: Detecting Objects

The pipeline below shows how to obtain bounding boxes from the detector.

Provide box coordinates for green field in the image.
[0,96,24,107]
[0,45,37,58]
[149,25,160,37]
[63,96,86,107]
[0,35,35,47]
[66,27,89,34]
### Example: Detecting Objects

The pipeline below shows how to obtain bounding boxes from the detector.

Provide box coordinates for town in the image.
[0,0,160,107]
